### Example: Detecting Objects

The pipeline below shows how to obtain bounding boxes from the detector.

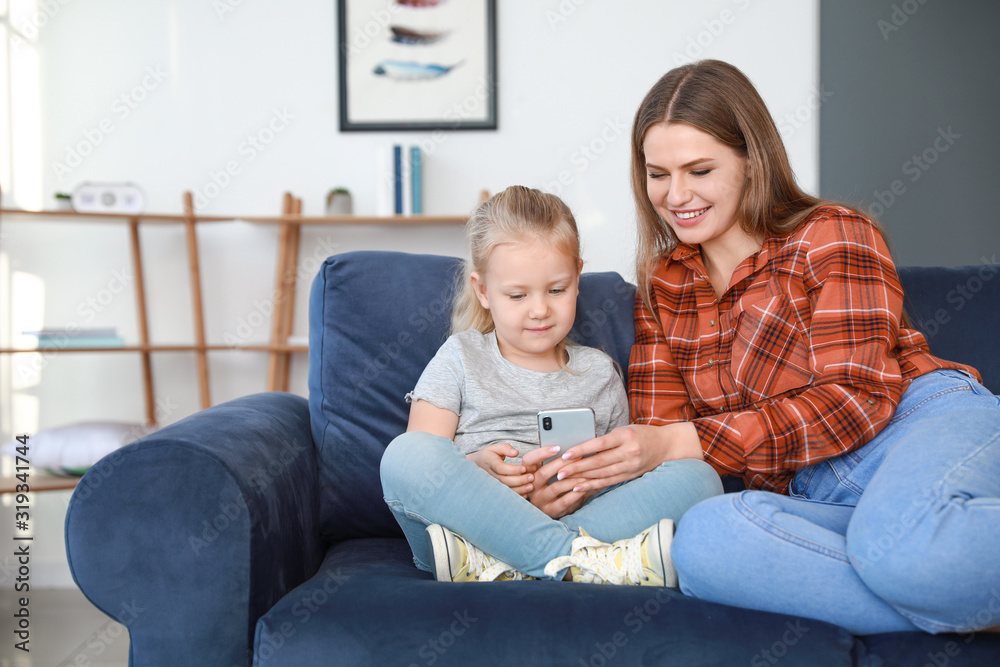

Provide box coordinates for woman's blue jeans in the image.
[381,433,723,579]
[672,370,1000,635]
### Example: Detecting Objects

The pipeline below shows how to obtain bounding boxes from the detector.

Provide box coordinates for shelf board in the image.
[0,472,80,494]
[0,208,467,225]
[0,344,309,353]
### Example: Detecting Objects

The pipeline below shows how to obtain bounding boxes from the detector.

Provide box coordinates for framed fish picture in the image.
[337,0,498,131]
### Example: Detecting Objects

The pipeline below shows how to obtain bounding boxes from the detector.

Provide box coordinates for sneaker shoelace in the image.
[543,530,648,585]
[462,537,527,582]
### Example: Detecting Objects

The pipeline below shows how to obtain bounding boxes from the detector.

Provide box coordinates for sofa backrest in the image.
[898,264,1000,394]
[307,254,999,542]
[308,251,637,542]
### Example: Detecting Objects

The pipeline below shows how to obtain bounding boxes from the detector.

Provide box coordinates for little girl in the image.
[380,185,722,584]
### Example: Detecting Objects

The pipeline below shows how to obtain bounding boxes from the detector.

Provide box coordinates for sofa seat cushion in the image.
[254,538,864,666]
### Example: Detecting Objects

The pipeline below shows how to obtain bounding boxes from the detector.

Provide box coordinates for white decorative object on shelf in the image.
[71,182,145,214]
[1,421,158,475]
[325,188,353,215]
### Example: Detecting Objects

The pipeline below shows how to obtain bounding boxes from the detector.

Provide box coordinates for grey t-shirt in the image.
[407,329,630,463]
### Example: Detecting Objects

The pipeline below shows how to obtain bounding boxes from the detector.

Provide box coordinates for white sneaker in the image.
[543,519,677,587]
[426,524,535,582]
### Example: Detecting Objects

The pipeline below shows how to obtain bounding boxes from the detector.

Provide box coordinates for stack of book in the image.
[23,327,125,349]
[377,144,423,216]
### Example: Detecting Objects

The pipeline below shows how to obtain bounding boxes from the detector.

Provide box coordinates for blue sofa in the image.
[65,251,1000,666]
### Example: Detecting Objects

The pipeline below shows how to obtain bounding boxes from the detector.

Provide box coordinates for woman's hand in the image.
[521,447,593,518]
[553,423,703,494]
[466,443,535,497]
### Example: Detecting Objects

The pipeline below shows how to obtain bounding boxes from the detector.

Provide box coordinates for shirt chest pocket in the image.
[730,295,813,404]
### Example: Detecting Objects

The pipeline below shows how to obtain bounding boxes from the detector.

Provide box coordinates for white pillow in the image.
[2,421,157,475]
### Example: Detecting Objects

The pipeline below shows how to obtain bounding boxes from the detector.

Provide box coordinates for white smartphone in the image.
[537,408,596,474]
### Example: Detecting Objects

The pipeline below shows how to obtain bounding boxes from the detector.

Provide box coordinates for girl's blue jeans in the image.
[380,432,723,579]
[672,369,1000,635]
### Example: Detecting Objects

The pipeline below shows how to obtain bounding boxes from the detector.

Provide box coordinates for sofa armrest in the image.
[65,392,324,667]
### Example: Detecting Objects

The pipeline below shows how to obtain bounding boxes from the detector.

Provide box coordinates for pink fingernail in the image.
[557,471,566,480]
[549,446,560,453]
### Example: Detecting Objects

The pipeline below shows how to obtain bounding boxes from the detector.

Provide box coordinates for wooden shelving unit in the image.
[0,190,468,426]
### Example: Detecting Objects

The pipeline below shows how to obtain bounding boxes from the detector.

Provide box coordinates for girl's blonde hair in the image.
[630,60,884,312]
[452,185,582,350]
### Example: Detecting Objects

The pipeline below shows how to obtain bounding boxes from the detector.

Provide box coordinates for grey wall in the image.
[820,1,1000,267]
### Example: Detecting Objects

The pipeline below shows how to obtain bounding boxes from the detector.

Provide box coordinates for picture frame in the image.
[337,0,498,132]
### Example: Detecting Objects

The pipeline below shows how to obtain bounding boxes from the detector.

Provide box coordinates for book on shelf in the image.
[22,327,118,338]
[22,327,124,349]
[35,336,125,349]
[378,144,425,216]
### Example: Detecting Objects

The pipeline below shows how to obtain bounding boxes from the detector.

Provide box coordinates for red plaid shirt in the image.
[629,206,978,493]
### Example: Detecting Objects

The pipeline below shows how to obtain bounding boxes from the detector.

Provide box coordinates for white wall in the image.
[0,0,819,586]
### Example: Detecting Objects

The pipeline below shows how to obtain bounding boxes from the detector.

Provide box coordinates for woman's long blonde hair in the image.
[452,186,582,358]
[630,60,883,311]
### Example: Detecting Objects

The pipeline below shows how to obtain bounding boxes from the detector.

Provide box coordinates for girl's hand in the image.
[467,443,535,497]
[553,423,703,494]
[521,447,593,518]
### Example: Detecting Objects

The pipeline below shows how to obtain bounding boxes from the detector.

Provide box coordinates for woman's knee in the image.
[672,492,739,594]
[846,490,1000,632]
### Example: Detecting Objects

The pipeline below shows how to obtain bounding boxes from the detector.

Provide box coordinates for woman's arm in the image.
[684,210,907,491]
[558,209,910,493]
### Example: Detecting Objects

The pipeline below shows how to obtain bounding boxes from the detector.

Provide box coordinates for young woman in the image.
[549,59,1000,635]
[379,185,722,584]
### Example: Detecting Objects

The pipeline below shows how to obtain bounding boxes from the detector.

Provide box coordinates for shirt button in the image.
[709,319,716,326]
[708,359,715,367]
[866,399,876,405]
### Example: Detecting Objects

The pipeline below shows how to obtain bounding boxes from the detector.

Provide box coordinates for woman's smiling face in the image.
[643,122,749,254]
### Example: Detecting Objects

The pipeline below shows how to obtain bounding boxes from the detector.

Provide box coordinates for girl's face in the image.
[471,236,581,372]
[643,122,750,257]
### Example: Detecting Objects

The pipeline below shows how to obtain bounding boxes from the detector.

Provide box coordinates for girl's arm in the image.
[407,399,459,439]
[407,399,535,496]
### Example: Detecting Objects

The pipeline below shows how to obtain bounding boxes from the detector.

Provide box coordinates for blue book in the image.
[393,145,403,215]
[410,146,422,215]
